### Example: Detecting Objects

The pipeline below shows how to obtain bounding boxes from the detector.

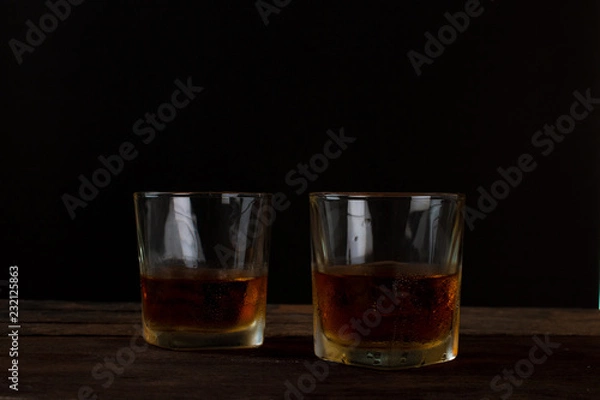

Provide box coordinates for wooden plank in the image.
[3,335,599,400]
[459,307,600,336]
[1,301,599,399]
[15,300,141,312]
[4,301,600,336]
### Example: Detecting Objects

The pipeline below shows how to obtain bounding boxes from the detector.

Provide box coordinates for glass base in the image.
[314,329,458,370]
[143,320,265,350]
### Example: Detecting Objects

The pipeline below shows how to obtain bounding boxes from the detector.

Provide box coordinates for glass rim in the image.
[309,192,465,200]
[134,191,272,198]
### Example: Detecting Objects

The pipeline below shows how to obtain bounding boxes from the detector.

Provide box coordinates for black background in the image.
[2,0,599,307]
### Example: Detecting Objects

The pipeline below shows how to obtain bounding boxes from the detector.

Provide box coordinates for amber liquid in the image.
[313,262,459,348]
[141,267,267,333]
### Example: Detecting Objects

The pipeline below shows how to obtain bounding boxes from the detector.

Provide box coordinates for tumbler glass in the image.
[310,192,465,369]
[134,192,272,350]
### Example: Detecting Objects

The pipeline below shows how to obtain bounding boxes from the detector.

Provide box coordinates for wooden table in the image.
[2,301,599,399]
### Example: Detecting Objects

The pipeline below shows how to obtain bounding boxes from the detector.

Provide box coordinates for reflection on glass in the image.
[164,197,204,267]
[406,197,442,264]
[229,198,256,268]
[346,200,373,264]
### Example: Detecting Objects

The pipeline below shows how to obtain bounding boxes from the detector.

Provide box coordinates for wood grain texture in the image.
[0,301,598,400]
[6,301,600,336]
